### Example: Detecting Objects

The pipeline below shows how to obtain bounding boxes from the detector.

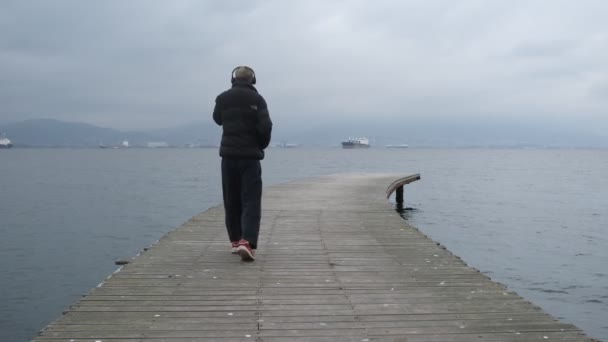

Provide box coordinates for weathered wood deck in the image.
[35,174,595,341]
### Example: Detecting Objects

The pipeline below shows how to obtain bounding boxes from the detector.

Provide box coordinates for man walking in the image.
[213,66,272,261]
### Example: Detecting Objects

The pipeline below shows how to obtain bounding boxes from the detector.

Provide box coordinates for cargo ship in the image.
[341,137,370,149]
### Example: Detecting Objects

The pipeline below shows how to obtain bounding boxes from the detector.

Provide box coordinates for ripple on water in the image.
[561,285,587,290]
[527,287,569,294]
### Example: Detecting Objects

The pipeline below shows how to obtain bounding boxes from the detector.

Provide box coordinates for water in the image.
[0,148,606,341]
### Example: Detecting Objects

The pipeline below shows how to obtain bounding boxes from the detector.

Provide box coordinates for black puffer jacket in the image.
[213,82,273,159]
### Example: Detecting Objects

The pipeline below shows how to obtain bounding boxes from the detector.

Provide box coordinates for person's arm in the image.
[213,96,222,125]
[256,96,272,149]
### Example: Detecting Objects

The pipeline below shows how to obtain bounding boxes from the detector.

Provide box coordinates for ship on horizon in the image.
[99,140,129,149]
[275,141,300,148]
[341,137,370,149]
[0,133,13,148]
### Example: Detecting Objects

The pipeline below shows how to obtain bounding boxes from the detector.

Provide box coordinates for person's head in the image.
[231,66,256,85]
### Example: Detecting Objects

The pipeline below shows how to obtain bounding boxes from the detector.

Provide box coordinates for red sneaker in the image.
[236,239,255,261]
[231,241,239,254]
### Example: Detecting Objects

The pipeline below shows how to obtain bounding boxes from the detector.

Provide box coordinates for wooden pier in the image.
[35,174,595,341]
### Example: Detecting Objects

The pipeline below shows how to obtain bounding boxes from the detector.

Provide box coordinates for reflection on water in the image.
[394,203,418,220]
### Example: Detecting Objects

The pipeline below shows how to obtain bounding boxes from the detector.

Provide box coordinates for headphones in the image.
[231,66,256,85]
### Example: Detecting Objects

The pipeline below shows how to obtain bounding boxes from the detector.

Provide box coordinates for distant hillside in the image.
[273,118,608,148]
[1,117,606,148]
[0,119,220,147]
[0,119,122,147]
[144,122,220,146]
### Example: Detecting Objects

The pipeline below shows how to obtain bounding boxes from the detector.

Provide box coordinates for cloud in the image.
[0,0,607,131]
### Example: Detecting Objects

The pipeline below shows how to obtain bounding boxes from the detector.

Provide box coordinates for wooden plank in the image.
[34,174,596,341]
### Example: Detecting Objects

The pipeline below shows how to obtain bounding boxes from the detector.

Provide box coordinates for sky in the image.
[1,0,607,135]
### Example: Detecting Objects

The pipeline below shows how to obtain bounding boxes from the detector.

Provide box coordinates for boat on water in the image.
[99,140,129,149]
[276,141,300,148]
[341,137,370,149]
[385,144,409,148]
[0,133,13,148]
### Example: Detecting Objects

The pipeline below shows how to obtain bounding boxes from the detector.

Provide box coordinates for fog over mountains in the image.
[2,2,608,150]
[0,119,219,148]
[1,118,606,148]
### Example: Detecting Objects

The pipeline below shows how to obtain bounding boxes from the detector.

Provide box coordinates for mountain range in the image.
[0,119,220,147]
[1,118,606,148]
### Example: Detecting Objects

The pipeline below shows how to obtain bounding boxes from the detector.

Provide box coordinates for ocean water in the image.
[0,148,606,341]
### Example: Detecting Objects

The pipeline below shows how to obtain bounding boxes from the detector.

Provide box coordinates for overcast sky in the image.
[1,0,607,133]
